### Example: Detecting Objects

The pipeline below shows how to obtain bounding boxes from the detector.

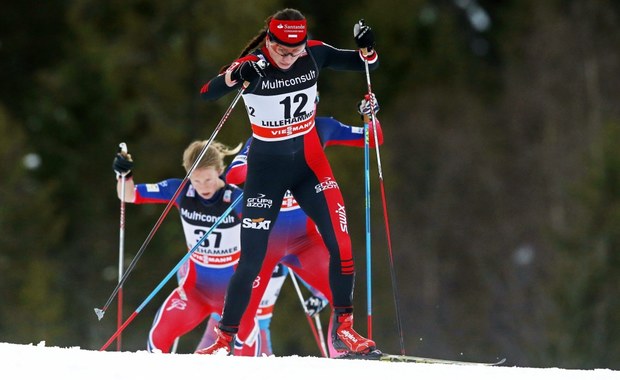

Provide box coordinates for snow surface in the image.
[2,342,617,380]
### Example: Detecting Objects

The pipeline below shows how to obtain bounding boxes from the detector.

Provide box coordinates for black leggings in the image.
[220,130,355,329]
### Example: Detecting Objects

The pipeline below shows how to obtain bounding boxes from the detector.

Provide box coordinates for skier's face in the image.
[267,39,306,70]
[189,166,223,199]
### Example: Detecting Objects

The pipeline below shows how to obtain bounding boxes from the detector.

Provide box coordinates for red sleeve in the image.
[225,165,247,186]
[200,55,260,100]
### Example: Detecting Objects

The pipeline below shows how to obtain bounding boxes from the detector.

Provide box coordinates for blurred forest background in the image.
[1,0,620,369]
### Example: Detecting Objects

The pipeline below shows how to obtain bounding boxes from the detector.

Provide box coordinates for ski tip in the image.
[94,308,105,321]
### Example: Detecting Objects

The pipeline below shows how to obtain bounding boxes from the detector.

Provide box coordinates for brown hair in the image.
[182,141,242,173]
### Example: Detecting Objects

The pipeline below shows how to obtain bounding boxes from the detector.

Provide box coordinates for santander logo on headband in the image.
[269,19,307,46]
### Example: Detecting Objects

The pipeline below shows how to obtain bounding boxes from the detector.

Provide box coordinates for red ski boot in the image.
[332,312,376,354]
[195,326,235,355]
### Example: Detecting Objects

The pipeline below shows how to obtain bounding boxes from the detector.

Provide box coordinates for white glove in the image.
[357,93,380,118]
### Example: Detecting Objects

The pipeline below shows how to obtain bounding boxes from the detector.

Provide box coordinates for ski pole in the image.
[288,270,328,357]
[363,113,373,340]
[99,193,243,351]
[117,142,128,351]
[170,337,180,354]
[363,53,406,355]
[95,82,249,321]
[313,314,328,358]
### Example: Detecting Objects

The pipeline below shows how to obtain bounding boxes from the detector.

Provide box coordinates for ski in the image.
[336,350,506,366]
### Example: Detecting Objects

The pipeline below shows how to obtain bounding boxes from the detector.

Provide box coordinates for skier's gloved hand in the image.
[353,19,375,52]
[304,295,328,317]
[230,60,268,83]
[113,143,133,179]
[357,93,380,119]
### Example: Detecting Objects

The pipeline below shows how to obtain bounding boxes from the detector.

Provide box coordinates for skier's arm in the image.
[308,41,378,72]
[200,56,267,101]
[308,20,378,72]
[224,138,252,185]
[133,179,183,205]
[317,95,383,148]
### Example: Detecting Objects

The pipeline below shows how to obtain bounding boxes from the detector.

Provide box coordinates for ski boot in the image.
[195,325,235,355]
[331,311,376,356]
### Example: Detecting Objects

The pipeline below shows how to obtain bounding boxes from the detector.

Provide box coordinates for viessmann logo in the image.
[242,217,272,230]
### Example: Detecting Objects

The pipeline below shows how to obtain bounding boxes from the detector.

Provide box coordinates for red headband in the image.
[268,19,307,47]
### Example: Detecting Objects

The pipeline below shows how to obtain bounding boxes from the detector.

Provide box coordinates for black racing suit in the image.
[200,40,379,331]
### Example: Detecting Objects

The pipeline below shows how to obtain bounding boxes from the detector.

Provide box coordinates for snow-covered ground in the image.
[2,342,617,380]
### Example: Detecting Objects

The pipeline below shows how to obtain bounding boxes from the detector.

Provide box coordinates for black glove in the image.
[230,60,268,83]
[357,93,380,119]
[353,19,375,51]
[304,295,328,317]
[113,143,133,179]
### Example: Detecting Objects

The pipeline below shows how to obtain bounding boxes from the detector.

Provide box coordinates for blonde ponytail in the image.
[182,140,242,173]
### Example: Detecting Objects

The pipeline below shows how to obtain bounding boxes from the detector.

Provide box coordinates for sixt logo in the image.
[335,203,348,233]
[242,217,272,230]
